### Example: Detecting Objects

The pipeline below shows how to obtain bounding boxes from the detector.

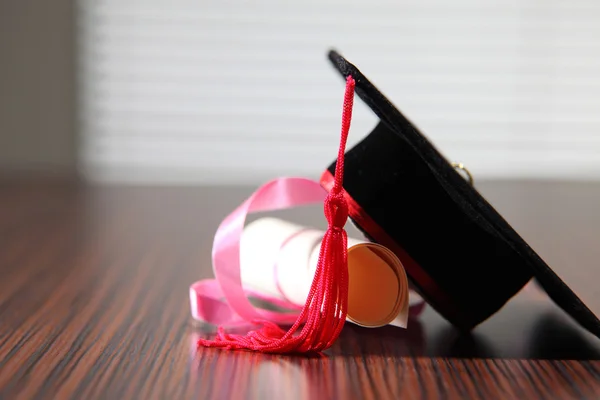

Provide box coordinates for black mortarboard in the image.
[320,50,600,336]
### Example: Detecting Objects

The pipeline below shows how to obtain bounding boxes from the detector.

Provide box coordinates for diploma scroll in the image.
[241,217,414,328]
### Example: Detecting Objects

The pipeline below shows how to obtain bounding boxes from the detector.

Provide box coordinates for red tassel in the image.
[197,76,356,354]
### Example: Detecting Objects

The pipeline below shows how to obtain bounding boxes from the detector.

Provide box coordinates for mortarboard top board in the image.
[320,49,600,337]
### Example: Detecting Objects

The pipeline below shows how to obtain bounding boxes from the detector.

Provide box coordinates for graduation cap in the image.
[320,50,600,336]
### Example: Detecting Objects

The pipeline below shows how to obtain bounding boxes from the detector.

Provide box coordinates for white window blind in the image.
[77,0,600,184]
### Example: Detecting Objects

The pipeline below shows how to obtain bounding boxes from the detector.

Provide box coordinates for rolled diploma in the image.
[240,217,412,328]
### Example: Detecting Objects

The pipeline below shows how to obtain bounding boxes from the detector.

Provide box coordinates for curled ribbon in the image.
[190,177,328,327]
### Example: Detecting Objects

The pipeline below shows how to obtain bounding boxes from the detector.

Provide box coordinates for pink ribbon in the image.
[189,177,424,327]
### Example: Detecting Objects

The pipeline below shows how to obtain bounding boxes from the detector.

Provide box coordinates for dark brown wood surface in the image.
[1,179,600,399]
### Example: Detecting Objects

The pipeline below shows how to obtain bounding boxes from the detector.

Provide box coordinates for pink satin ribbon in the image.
[189,177,424,327]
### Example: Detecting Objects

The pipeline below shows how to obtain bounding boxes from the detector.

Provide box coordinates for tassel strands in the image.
[197,76,356,354]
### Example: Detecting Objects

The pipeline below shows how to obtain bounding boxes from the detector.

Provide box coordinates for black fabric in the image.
[325,49,600,336]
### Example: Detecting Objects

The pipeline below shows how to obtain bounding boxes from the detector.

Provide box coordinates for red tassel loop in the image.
[197,76,356,354]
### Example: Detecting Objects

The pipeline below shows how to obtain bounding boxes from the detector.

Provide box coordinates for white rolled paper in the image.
[240,217,411,328]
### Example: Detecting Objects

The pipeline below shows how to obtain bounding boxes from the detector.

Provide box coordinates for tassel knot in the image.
[324,192,348,229]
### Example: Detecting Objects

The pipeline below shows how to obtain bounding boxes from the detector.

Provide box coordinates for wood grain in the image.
[1,179,600,399]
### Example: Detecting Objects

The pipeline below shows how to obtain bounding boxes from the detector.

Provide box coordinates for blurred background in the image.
[1,0,600,184]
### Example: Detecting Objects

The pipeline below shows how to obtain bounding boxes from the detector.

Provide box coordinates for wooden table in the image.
[1,179,600,399]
